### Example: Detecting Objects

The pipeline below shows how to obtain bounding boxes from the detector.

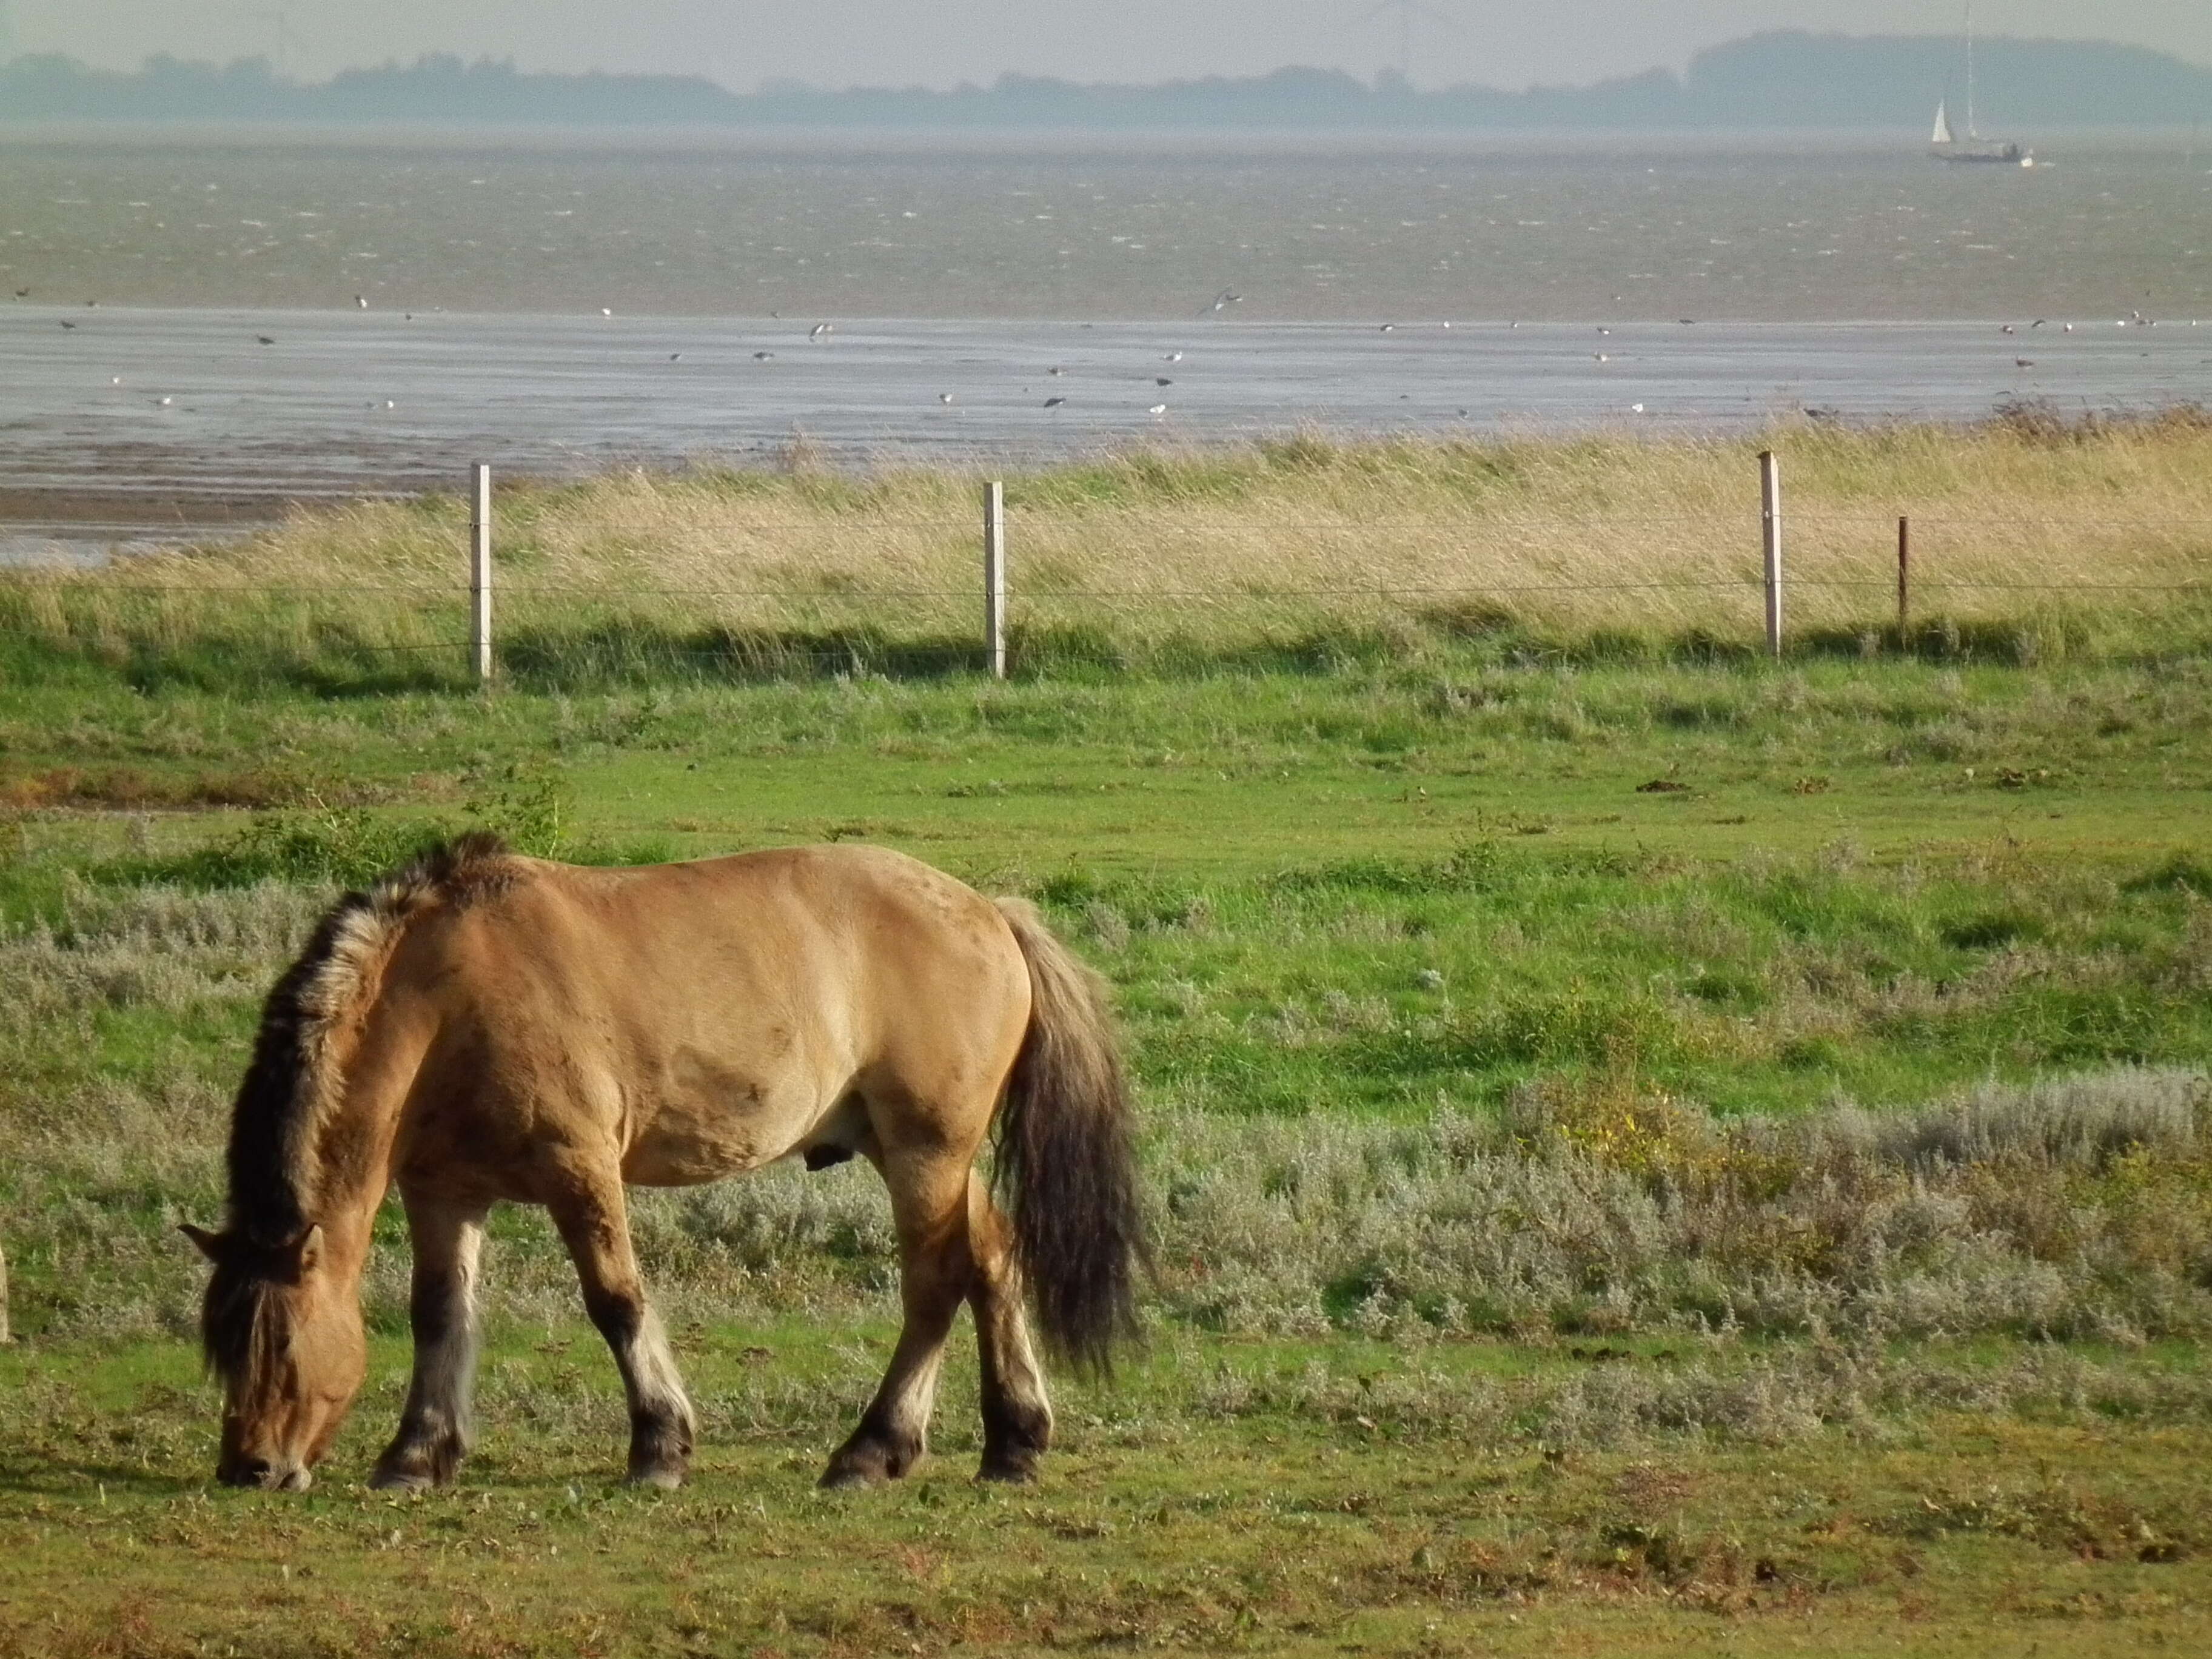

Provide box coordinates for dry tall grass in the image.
[7,413,2211,679]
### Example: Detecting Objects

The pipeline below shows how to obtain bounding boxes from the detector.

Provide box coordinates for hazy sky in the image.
[13,2,2212,92]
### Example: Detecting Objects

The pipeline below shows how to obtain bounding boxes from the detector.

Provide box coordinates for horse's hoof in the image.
[818,1432,919,1489]
[368,1461,437,1492]
[975,1455,1041,1485]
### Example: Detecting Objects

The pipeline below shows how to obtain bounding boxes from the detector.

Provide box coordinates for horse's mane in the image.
[203,831,517,1378]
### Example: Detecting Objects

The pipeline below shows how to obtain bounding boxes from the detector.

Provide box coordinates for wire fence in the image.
[8,461,2212,685]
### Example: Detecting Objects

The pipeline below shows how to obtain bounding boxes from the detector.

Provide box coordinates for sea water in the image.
[2,130,2207,554]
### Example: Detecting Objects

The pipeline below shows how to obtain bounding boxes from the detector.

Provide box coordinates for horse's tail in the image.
[991,898,1147,1378]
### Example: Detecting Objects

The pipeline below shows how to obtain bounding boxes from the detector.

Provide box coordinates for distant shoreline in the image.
[0,122,2203,155]
[4,32,2211,132]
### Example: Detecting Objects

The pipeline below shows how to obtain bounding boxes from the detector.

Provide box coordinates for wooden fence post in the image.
[1,1241,12,1345]
[1758,450,1783,660]
[1897,515,1911,643]
[470,463,493,685]
[983,480,1006,680]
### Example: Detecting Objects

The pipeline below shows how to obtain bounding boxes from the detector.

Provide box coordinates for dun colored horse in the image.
[184,834,1144,1492]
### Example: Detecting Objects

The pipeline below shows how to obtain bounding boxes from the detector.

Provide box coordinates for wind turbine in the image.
[1358,0,1462,85]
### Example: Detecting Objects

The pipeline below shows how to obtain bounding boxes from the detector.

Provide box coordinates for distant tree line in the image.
[1,33,2207,129]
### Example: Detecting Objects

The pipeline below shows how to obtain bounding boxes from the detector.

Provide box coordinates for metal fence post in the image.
[470,463,493,684]
[1759,450,1783,660]
[983,479,1006,680]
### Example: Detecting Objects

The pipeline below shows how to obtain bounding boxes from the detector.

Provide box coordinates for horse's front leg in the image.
[545,1164,696,1489]
[371,1192,491,1490]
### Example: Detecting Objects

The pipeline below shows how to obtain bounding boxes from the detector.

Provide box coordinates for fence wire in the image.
[9,495,2211,685]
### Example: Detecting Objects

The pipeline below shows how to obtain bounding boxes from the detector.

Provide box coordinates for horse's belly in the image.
[619,1053,817,1187]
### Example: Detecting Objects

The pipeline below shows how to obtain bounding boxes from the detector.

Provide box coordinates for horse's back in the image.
[389,843,1033,1192]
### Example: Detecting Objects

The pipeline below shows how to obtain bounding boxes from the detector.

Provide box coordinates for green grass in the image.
[6,1324,2212,1658]
[5,463,2212,1653]
[5,657,2210,1122]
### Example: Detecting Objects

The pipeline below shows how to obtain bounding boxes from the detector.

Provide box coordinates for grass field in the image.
[3,425,2211,1655]
[5,412,2212,689]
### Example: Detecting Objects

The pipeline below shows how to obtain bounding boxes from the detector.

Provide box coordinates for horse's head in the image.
[183,1221,364,1490]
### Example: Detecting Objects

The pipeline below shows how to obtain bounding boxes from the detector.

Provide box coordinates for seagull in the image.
[1044,396,1065,408]
[600,307,613,317]
[1048,365,1067,375]
[257,335,276,346]
[669,352,682,361]
[59,320,75,330]
[1630,403,1645,413]
[753,350,775,360]
[355,295,367,309]
[1156,376,1173,386]
[1148,403,1168,415]
[1163,350,1183,362]
[810,323,834,340]
[2015,357,2036,367]
[2063,323,2074,332]
[156,395,172,406]
[1597,326,1610,335]
[1594,352,1609,362]
[1379,323,1396,333]
[110,376,121,385]
[2030,319,2047,329]
[11,288,25,298]
[2000,324,2016,335]
[939,392,954,404]
[1205,288,1242,314]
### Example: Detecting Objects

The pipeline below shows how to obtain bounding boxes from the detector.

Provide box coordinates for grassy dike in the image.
[3,427,2211,1654]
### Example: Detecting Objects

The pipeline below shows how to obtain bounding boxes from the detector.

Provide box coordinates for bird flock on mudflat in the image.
[18,283,2199,426]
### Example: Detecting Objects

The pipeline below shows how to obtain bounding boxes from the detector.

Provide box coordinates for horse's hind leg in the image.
[820,1149,974,1488]
[545,1164,696,1489]
[967,1172,1053,1482]
[371,1193,491,1490]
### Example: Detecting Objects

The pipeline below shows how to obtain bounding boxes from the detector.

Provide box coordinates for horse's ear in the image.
[179,1222,226,1262]
[292,1224,326,1273]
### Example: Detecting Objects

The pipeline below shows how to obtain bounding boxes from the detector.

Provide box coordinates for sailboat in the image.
[1930,4,2033,165]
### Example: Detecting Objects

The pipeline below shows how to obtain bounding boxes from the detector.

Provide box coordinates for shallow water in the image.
[4,131,2208,323]
[4,132,2210,559]
[3,306,2207,498]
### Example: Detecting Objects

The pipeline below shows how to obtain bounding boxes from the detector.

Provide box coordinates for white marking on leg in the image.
[877,1344,947,1452]
[417,1223,483,1446]
[621,1304,695,1441]
[993,1302,1053,1432]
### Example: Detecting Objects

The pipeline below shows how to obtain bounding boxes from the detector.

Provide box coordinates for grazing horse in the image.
[183,834,1144,1492]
